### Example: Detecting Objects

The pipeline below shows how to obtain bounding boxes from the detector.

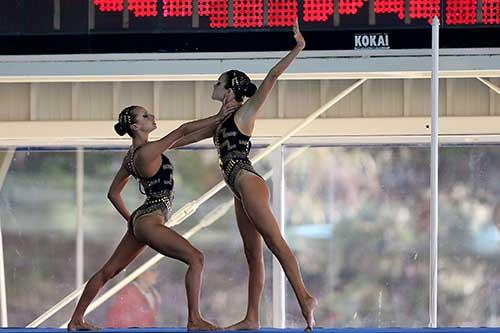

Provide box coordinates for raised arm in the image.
[137,98,239,161]
[237,20,305,133]
[171,98,240,149]
[169,124,217,149]
[107,162,133,223]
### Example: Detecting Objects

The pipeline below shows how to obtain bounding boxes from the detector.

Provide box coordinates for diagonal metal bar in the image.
[477,77,500,96]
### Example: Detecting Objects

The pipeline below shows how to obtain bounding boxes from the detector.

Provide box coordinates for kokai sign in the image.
[354,33,390,49]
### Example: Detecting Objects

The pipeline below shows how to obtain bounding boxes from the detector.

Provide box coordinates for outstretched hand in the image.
[293,19,305,50]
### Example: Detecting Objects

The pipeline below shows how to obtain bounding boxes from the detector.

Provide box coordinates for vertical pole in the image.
[53,0,61,30]
[192,0,199,27]
[429,16,440,329]
[75,148,84,289]
[88,0,95,31]
[123,0,130,29]
[228,0,234,27]
[0,149,15,327]
[271,146,285,328]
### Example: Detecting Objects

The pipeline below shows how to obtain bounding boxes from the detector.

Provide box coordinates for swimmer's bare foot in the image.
[188,318,220,331]
[302,295,318,331]
[225,318,260,330]
[67,319,100,331]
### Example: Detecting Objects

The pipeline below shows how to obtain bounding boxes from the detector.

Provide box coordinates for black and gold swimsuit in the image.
[214,112,262,200]
[124,146,174,233]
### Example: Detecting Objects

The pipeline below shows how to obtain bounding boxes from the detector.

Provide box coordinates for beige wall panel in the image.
[2,78,496,123]
[440,80,447,116]
[406,79,447,116]
[193,82,220,119]
[322,80,363,118]
[437,79,447,117]
[36,83,72,120]
[0,84,30,121]
[194,80,278,119]
[446,78,489,116]
[77,83,113,120]
[281,80,321,118]
[254,80,279,119]
[362,80,404,117]
[159,82,195,120]
[489,78,500,115]
[407,79,428,116]
[117,82,153,116]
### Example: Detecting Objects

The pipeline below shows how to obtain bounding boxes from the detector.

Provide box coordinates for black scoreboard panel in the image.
[0,0,499,54]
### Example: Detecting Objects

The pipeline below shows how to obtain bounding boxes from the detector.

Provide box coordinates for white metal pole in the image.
[76,148,84,289]
[0,149,15,327]
[429,15,440,329]
[0,219,7,328]
[271,146,285,328]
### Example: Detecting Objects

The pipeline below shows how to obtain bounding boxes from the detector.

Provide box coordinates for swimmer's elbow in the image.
[267,69,281,82]
[178,123,188,137]
[107,192,117,201]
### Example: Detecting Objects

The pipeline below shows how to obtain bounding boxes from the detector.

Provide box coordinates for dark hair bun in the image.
[114,122,127,136]
[245,83,257,97]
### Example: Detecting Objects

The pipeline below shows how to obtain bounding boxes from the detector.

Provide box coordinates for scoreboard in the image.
[0,0,499,54]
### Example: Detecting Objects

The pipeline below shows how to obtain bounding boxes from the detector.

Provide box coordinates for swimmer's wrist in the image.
[216,112,225,122]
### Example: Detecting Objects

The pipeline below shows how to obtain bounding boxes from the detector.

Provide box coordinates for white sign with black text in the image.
[354,33,390,49]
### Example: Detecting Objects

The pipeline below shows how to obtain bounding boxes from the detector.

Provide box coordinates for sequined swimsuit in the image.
[124,146,174,233]
[214,112,262,200]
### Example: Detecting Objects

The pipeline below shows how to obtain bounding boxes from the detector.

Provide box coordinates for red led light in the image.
[409,0,440,23]
[483,0,500,24]
[374,0,441,22]
[303,0,366,22]
[128,0,158,16]
[163,0,192,16]
[446,0,476,24]
[339,0,365,15]
[94,0,124,12]
[303,0,333,21]
[375,0,405,19]
[93,0,496,26]
[199,0,228,27]
[269,0,298,26]
[234,0,264,27]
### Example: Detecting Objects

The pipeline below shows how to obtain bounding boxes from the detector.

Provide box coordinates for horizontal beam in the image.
[0,49,499,82]
[0,117,500,145]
